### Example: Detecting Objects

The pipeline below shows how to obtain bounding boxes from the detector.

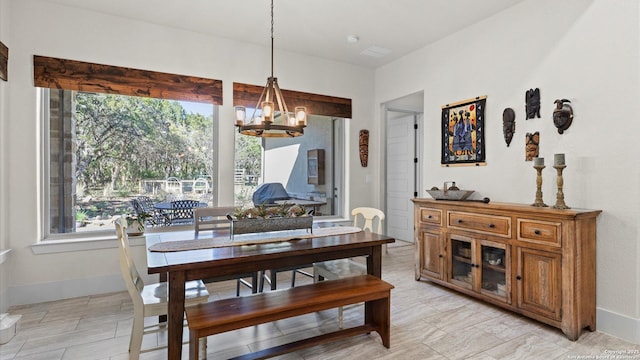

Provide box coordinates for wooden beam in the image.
[0,41,7,81]
[33,55,223,104]
[233,82,352,118]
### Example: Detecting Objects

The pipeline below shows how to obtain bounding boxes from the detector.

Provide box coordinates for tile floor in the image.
[1,241,639,359]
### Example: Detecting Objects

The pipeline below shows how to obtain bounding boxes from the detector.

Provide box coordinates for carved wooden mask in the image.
[502,108,515,146]
[359,129,369,167]
[525,131,540,161]
[553,99,573,134]
[525,88,541,119]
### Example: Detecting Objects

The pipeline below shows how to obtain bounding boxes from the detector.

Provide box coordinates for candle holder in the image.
[553,164,570,209]
[531,164,548,207]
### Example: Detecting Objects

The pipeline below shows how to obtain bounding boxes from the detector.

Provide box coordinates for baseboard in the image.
[597,307,640,344]
[8,274,126,307]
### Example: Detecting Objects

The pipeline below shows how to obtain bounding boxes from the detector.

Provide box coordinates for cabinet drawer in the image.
[517,219,561,247]
[420,208,442,225]
[448,211,511,237]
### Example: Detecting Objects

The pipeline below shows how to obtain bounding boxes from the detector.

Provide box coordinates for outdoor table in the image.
[153,202,207,210]
[153,201,207,225]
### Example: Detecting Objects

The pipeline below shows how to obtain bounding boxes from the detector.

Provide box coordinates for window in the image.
[233,113,345,217]
[43,89,217,237]
[232,82,351,218]
[34,56,223,239]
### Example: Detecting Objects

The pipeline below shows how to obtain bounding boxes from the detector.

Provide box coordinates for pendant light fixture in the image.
[234,0,307,137]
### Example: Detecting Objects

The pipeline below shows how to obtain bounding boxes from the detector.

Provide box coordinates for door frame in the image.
[382,106,424,241]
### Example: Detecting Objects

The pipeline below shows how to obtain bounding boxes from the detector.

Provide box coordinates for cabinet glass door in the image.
[480,241,508,301]
[450,238,473,289]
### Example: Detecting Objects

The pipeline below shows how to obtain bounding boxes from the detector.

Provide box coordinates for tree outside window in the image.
[47,90,216,235]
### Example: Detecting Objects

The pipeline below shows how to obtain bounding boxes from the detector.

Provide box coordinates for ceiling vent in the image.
[360,46,391,58]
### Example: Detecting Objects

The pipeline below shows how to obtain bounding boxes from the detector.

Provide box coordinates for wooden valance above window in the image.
[233,82,352,119]
[33,55,223,104]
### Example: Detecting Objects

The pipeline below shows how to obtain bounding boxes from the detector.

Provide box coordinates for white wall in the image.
[375,0,640,343]
[0,0,11,313]
[3,0,376,307]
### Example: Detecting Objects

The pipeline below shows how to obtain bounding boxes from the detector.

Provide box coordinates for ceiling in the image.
[40,0,525,69]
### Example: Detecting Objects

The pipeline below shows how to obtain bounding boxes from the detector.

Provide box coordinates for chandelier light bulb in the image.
[235,106,246,125]
[262,101,274,121]
[295,107,307,125]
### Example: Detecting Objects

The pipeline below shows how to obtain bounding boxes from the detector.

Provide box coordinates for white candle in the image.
[554,153,565,166]
[534,157,544,166]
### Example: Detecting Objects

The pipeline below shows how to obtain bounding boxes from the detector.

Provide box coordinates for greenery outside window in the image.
[42,88,217,238]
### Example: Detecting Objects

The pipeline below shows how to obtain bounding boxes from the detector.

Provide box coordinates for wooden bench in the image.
[185,274,394,360]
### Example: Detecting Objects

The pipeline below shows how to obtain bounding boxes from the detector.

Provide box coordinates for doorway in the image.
[384,92,424,243]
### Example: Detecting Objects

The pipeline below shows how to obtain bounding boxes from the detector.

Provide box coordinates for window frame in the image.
[232,83,352,220]
[236,114,347,219]
[40,88,220,241]
[33,56,224,242]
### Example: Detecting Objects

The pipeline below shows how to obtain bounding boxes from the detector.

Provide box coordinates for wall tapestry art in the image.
[441,96,486,166]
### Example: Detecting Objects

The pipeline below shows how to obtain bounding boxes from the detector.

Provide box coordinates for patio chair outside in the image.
[170,200,200,225]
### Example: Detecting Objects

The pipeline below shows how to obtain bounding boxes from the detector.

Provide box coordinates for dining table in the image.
[145,227,395,359]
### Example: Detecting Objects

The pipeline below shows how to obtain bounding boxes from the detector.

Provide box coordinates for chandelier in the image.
[234,0,307,137]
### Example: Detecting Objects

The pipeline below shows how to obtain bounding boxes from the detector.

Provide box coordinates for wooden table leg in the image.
[270,270,277,290]
[168,271,186,360]
[367,245,382,278]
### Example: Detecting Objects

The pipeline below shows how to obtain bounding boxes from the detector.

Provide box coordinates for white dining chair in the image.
[194,206,235,234]
[313,207,385,328]
[115,217,210,359]
[194,206,259,296]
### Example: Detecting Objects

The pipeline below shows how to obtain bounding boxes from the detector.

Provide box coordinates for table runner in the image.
[148,226,363,252]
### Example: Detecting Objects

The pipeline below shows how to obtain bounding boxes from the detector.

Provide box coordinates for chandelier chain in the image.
[233,0,307,137]
[270,0,274,78]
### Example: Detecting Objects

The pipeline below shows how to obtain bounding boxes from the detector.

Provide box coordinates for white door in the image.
[386,113,419,242]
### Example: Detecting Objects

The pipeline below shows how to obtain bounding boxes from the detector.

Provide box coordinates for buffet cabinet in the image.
[412,198,601,341]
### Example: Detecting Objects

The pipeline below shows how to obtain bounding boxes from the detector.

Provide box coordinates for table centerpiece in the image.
[227,203,313,236]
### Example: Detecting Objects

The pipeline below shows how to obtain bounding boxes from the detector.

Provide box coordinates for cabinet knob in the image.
[427,215,432,219]
[516,275,522,280]
[488,224,495,228]
[534,229,541,235]
[457,219,463,223]
[439,254,443,258]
